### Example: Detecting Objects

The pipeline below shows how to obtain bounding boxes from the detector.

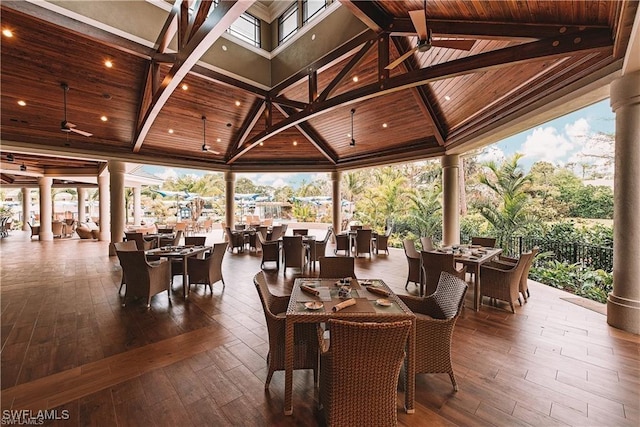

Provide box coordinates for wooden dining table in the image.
[284,277,416,416]
[145,245,209,299]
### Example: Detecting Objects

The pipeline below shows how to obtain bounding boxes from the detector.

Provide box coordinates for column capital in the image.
[224,171,235,183]
[441,154,460,168]
[107,160,126,175]
[330,170,341,182]
[611,70,640,111]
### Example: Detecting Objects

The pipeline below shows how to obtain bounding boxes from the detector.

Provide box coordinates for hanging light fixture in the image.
[201,115,220,154]
[350,108,356,146]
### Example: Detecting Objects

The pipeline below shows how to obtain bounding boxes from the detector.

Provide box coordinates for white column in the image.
[225,171,235,228]
[608,70,640,335]
[133,185,142,226]
[38,177,53,241]
[21,187,30,230]
[442,154,460,246]
[77,187,86,223]
[108,161,125,255]
[97,177,110,252]
[331,170,341,238]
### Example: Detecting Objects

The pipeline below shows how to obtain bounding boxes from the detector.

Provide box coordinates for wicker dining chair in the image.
[373,227,392,255]
[185,236,206,246]
[253,272,321,389]
[125,232,154,251]
[420,251,466,297]
[488,247,539,302]
[318,256,355,279]
[187,242,227,293]
[258,232,280,270]
[420,236,434,251]
[282,235,306,273]
[308,227,333,271]
[471,236,497,248]
[403,239,422,290]
[116,250,171,308]
[334,232,350,255]
[398,271,468,392]
[114,240,138,294]
[292,228,308,236]
[159,229,183,247]
[224,226,245,253]
[480,250,534,312]
[354,228,373,258]
[319,319,411,427]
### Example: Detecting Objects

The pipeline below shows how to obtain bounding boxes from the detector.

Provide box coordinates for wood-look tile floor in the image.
[1,230,638,426]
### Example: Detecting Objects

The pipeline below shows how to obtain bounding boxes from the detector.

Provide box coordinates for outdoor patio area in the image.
[1,230,638,426]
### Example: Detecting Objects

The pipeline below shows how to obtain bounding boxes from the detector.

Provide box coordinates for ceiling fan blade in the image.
[408,9,428,40]
[63,121,76,129]
[69,128,93,137]
[431,39,477,51]
[385,45,419,70]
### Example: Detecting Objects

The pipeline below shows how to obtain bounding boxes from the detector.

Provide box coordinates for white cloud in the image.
[270,178,288,188]
[520,126,574,162]
[155,168,178,181]
[565,118,591,143]
[476,146,505,163]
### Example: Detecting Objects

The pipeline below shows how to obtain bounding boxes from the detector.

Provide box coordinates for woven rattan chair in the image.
[253,272,320,389]
[283,235,306,273]
[399,271,468,392]
[187,242,226,293]
[420,236,434,251]
[334,232,350,255]
[354,228,373,258]
[292,228,308,236]
[258,232,280,270]
[185,236,206,246]
[403,239,422,290]
[320,319,411,426]
[28,222,40,239]
[159,230,183,247]
[254,226,268,252]
[373,227,392,255]
[488,247,539,302]
[125,232,154,251]
[268,225,284,241]
[318,256,355,279]
[480,250,534,312]
[471,236,497,248]
[308,227,333,271]
[420,251,466,297]
[224,226,245,253]
[114,240,138,294]
[116,250,171,308]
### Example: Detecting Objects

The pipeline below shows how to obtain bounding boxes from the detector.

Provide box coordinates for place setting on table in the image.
[282,276,417,416]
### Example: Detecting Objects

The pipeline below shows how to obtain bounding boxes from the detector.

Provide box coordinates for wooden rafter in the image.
[338,0,390,32]
[318,38,376,102]
[232,99,266,151]
[229,29,613,162]
[132,0,253,153]
[271,97,307,110]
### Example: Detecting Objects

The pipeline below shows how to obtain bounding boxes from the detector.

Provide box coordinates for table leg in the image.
[182,255,189,299]
[405,318,416,413]
[473,264,481,311]
[284,319,294,415]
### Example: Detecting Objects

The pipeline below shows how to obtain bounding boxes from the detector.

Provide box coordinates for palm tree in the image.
[408,185,442,239]
[477,153,535,247]
[342,171,365,218]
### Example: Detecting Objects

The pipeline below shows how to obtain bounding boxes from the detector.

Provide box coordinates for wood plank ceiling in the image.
[0,0,637,182]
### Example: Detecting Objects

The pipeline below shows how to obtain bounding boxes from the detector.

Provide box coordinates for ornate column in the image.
[38,177,53,241]
[441,154,460,246]
[21,187,30,230]
[77,187,86,222]
[331,170,342,238]
[608,70,640,334]
[133,185,142,226]
[107,161,125,255]
[224,171,235,228]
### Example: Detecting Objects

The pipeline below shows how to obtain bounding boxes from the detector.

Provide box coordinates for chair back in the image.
[350,225,363,231]
[157,226,174,233]
[310,227,333,262]
[321,319,411,427]
[114,240,138,252]
[125,232,151,250]
[319,256,355,279]
[292,229,308,236]
[420,236,434,251]
[116,250,152,283]
[431,272,468,319]
[283,235,305,269]
[420,251,466,296]
[403,239,421,285]
[185,236,206,246]
[471,236,496,248]
[355,228,372,256]
[520,247,539,294]
[269,225,283,241]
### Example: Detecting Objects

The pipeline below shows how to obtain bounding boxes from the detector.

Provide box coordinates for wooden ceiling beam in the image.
[229,28,613,162]
[1,174,15,184]
[338,0,390,32]
[318,38,376,102]
[154,0,181,53]
[232,99,266,151]
[132,0,253,153]
[274,104,338,164]
[389,18,609,40]
[271,97,307,110]
[190,64,268,97]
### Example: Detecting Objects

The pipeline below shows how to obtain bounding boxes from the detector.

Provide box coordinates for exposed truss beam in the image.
[232,99,266,151]
[190,64,268,97]
[271,97,307,110]
[229,29,612,162]
[133,0,253,153]
[318,38,376,102]
[338,0,390,32]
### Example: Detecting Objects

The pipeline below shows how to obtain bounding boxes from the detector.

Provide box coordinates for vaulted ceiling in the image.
[1,0,638,186]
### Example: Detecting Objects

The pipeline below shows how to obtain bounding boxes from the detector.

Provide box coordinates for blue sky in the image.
[144,99,615,187]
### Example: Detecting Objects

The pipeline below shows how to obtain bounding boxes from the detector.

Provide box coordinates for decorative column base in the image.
[607,295,640,335]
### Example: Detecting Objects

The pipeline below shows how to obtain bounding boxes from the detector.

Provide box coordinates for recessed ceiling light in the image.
[216,138,221,143]
[222,45,228,51]
[347,133,351,138]
[293,141,298,146]
[17,100,26,106]
[104,60,113,68]
[100,116,108,122]
[382,123,388,128]
[2,29,13,38]
[181,84,188,90]
[259,142,264,146]
[352,76,359,82]
[311,34,316,41]
[235,100,241,107]
[444,95,451,101]
[168,129,174,134]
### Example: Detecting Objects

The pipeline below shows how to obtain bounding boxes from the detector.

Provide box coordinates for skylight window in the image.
[227,12,260,47]
[278,3,298,44]
[303,0,328,24]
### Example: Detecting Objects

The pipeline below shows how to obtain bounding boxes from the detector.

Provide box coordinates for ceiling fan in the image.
[60,83,93,137]
[201,116,220,155]
[385,0,477,70]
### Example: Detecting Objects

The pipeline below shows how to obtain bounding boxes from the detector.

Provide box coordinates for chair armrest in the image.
[498,255,518,264]
[270,294,290,314]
